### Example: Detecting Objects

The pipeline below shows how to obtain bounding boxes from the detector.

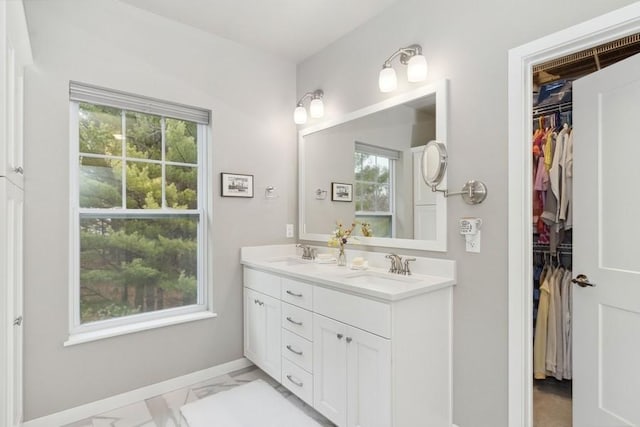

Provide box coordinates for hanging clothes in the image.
[533,260,572,381]
[534,266,552,379]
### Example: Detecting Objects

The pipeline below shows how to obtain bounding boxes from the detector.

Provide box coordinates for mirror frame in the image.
[298,79,449,251]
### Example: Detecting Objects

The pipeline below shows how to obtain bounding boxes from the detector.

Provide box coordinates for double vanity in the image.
[241,244,456,427]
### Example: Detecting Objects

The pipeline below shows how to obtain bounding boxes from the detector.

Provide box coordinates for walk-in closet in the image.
[531,34,640,427]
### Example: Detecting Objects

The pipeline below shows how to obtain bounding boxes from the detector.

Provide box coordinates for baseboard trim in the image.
[23,357,253,427]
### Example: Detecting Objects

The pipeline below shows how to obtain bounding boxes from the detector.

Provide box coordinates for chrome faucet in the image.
[297,244,316,260]
[385,254,416,275]
[385,254,403,274]
[403,257,416,275]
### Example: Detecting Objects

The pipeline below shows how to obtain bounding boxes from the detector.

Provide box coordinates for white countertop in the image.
[241,244,456,302]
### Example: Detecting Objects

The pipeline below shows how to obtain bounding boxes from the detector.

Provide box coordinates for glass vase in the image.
[337,246,347,266]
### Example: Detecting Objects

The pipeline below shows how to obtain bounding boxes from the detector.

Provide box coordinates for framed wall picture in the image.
[221,173,254,198]
[331,182,353,202]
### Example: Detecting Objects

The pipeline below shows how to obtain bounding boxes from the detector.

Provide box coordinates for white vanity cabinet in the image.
[242,262,453,427]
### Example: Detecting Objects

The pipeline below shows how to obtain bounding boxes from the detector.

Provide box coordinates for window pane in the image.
[126,111,162,160]
[79,103,122,156]
[375,184,390,211]
[79,157,122,208]
[355,215,392,238]
[126,161,162,209]
[166,165,197,209]
[355,183,364,211]
[359,183,377,211]
[376,157,390,183]
[166,118,197,164]
[79,215,198,324]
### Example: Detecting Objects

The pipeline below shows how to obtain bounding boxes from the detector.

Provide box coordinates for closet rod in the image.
[533,243,572,255]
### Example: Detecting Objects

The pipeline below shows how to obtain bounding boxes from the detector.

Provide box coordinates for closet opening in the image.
[530,33,640,427]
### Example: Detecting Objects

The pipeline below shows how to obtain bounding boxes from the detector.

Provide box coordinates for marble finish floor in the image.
[63,366,335,427]
[533,379,572,427]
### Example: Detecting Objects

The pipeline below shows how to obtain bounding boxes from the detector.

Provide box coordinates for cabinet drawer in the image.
[281,358,313,406]
[281,278,313,310]
[282,329,313,372]
[244,267,280,298]
[281,302,313,341]
[314,286,391,338]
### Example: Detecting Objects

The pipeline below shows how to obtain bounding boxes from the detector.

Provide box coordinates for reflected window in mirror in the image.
[354,142,400,238]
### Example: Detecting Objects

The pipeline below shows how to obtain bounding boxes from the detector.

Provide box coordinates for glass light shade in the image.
[309,98,324,118]
[294,106,307,124]
[378,67,397,92]
[407,54,428,82]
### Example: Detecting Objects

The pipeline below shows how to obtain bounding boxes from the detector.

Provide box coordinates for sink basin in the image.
[265,256,313,267]
[342,271,422,287]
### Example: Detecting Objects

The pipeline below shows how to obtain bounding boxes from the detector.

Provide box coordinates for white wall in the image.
[22,0,296,420]
[297,0,637,426]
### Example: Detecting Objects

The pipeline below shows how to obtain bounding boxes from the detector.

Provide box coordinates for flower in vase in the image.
[328,221,356,249]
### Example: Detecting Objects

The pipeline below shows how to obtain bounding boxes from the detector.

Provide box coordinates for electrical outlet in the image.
[286,224,294,238]
[465,231,481,253]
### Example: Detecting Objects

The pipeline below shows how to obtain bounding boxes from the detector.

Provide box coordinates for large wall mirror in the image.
[299,79,448,251]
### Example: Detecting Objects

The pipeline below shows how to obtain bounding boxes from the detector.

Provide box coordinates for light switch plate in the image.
[286,224,294,238]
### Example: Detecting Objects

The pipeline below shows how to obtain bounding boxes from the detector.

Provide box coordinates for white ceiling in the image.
[119,0,401,63]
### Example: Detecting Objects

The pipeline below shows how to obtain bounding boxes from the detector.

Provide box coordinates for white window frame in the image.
[354,145,397,237]
[66,86,214,346]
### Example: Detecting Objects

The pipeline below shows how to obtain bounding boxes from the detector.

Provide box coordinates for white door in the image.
[314,314,348,427]
[573,52,640,426]
[346,327,390,427]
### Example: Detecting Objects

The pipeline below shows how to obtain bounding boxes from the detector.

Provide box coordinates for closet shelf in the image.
[532,101,572,118]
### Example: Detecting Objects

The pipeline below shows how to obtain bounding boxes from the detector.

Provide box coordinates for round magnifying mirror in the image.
[421,140,447,189]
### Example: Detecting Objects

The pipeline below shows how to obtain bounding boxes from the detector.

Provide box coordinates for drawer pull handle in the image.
[286,290,303,297]
[13,166,24,175]
[346,337,352,343]
[286,316,303,326]
[337,333,343,339]
[286,374,304,387]
[286,345,303,356]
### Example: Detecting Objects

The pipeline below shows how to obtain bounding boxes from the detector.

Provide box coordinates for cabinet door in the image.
[314,314,348,427]
[346,327,391,427]
[243,288,281,382]
[1,1,31,189]
[413,150,436,205]
[244,288,262,365]
[0,179,23,427]
[260,291,282,382]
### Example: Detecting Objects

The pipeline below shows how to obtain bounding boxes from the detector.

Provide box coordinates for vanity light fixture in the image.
[378,44,428,93]
[294,89,324,124]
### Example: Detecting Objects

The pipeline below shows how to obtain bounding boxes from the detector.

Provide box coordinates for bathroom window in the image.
[354,143,397,238]
[69,82,211,340]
